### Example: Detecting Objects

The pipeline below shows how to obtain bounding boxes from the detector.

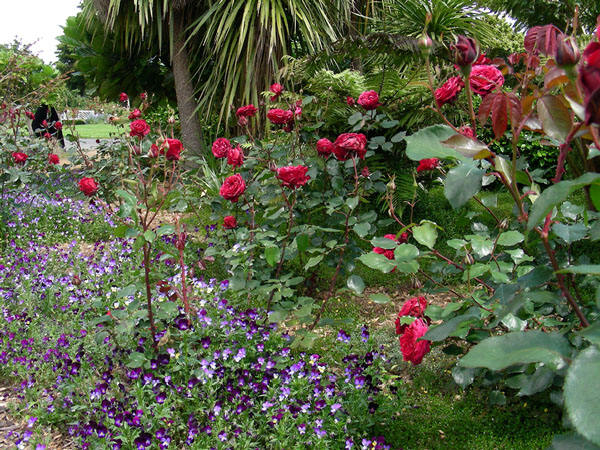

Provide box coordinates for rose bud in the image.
[167,116,176,125]
[417,34,433,54]
[346,96,355,106]
[451,35,479,68]
[42,119,48,127]
[72,274,81,286]
[119,92,128,102]
[44,132,52,140]
[555,35,580,67]
[140,92,147,100]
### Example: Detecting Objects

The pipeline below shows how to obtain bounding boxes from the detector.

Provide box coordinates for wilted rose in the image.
[451,35,479,67]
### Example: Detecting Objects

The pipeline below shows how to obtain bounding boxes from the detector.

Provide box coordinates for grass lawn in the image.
[69,123,127,139]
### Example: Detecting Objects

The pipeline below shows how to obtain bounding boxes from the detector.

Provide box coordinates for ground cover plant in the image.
[1,8,600,450]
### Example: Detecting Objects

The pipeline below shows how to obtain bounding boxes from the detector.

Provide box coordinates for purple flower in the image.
[218,431,227,442]
[337,329,350,343]
[156,392,166,404]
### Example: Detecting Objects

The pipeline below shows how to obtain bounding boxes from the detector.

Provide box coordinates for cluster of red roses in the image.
[211,138,244,168]
[435,35,505,109]
[9,110,61,166]
[346,90,381,110]
[395,296,432,365]
[316,133,368,161]
[576,31,600,125]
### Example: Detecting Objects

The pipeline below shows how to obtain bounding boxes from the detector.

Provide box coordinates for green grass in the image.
[69,123,127,139]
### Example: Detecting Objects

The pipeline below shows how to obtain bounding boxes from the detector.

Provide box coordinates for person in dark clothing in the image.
[31,104,65,147]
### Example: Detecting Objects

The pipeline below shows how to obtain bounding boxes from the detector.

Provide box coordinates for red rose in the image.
[346,96,355,106]
[267,108,294,125]
[79,177,98,196]
[119,92,128,102]
[25,111,34,120]
[164,138,183,161]
[361,166,370,177]
[451,35,479,67]
[459,125,475,138]
[398,232,409,243]
[212,138,231,159]
[12,152,27,164]
[140,92,147,100]
[227,146,244,168]
[435,76,464,108]
[399,318,431,365]
[43,132,52,140]
[316,138,335,157]
[270,83,283,101]
[581,42,600,124]
[469,65,504,96]
[276,165,310,188]
[129,119,150,138]
[357,90,380,110]
[128,109,142,120]
[223,216,237,229]
[417,158,439,172]
[373,246,395,260]
[220,174,246,202]
[48,154,60,165]
[333,133,367,160]
[236,104,257,118]
[42,120,48,127]
[54,121,63,130]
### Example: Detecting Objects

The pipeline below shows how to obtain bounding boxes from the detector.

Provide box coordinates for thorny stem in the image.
[143,242,158,351]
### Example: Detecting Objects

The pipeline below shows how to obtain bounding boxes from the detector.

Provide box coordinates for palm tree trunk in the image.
[172,11,203,155]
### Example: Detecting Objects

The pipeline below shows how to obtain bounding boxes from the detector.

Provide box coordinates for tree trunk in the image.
[172,11,204,155]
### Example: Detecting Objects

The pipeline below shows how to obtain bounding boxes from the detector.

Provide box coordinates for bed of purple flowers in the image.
[0,185,398,449]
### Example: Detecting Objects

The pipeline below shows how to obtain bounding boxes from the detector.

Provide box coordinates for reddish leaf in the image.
[544,67,569,90]
[491,94,508,139]
[442,134,491,159]
[537,95,573,141]
[507,93,522,127]
[478,93,496,125]
[523,116,543,132]
[524,25,563,56]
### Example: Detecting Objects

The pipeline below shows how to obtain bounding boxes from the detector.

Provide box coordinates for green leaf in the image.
[590,183,600,211]
[296,234,310,253]
[578,321,600,346]
[517,365,555,396]
[489,390,507,406]
[550,434,600,450]
[264,246,280,267]
[442,134,491,159]
[304,255,324,271]
[353,222,370,238]
[268,310,287,323]
[528,173,600,229]
[413,222,438,249]
[348,111,363,126]
[370,293,391,304]
[553,223,587,243]
[371,237,397,249]
[155,301,179,320]
[444,161,486,209]
[116,189,137,206]
[537,95,572,142]
[358,252,396,273]
[347,275,365,295]
[346,196,359,210]
[497,231,524,246]
[156,224,175,236]
[467,234,494,258]
[391,131,406,143]
[452,366,476,388]
[126,351,146,368]
[118,284,137,298]
[143,230,155,243]
[459,331,571,371]
[424,309,481,341]
[394,244,420,273]
[564,346,600,445]
[405,125,461,161]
